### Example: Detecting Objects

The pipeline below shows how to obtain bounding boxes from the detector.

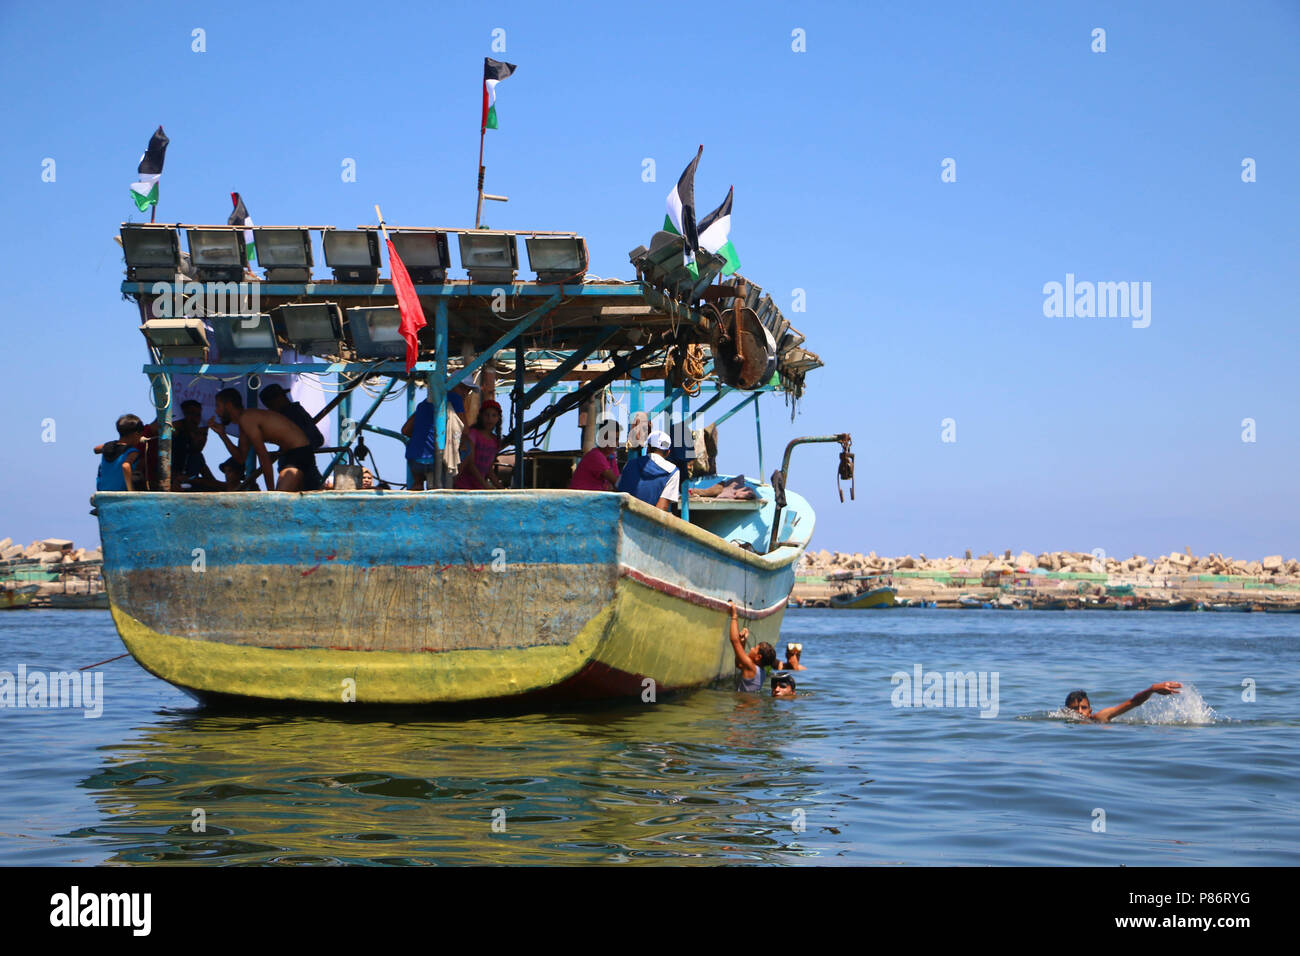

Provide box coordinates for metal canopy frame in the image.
[125,245,817,490]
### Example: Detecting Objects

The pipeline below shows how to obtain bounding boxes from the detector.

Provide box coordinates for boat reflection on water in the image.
[73,691,840,866]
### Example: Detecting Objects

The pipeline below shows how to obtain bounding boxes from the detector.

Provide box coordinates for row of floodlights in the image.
[120,224,589,285]
[142,303,433,363]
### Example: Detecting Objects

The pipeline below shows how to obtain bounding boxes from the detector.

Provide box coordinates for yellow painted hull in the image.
[96,490,808,705]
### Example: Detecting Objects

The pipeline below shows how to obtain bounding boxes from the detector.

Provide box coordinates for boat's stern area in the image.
[94,488,805,704]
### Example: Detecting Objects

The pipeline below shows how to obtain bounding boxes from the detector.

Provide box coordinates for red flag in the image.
[387,238,426,372]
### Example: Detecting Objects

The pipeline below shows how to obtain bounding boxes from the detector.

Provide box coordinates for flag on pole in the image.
[482,58,517,130]
[663,146,703,277]
[228,192,255,264]
[387,239,427,372]
[698,186,740,275]
[130,126,168,212]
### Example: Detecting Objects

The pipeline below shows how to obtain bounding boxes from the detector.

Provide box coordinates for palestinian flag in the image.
[698,186,740,275]
[228,192,255,264]
[129,126,168,212]
[663,146,702,277]
[482,58,517,130]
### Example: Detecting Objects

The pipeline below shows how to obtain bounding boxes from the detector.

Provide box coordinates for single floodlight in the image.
[210,313,281,363]
[139,318,209,361]
[458,232,518,284]
[389,230,451,284]
[252,228,314,282]
[187,228,247,282]
[347,306,406,360]
[272,303,344,355]
[322,229,381,283]
[121,225,184,281]
[525,236,588,283]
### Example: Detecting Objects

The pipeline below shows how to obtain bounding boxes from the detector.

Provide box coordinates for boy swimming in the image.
[1064,682,1182,722]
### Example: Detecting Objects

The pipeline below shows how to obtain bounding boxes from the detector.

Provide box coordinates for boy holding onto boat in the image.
[728,600,778,692]
[210,388,322,492]
[1064,682,1182,722]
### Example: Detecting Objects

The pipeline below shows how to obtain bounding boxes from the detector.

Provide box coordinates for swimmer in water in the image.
[771,672,797,698]
[1064,682,1183,722]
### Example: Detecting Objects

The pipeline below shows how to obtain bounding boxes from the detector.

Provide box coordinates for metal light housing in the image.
[252,227,314,282]
[389,230,451,283]
[121,225,185,281]
[272,303,344,355]
[187,228,247,282]
[210,313,281,363]
[322,230,381,283]
[347,306,407,360]
[525,236,588,283]
[139,318,209,361]
[458,232,518,284]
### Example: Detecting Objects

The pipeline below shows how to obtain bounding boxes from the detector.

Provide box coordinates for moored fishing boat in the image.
[0,585,38,611]
[829,585,896,609]
[98,203,844,706]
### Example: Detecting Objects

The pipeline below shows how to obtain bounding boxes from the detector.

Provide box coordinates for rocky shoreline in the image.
[795,549,1300,610]
[0,538,106,609]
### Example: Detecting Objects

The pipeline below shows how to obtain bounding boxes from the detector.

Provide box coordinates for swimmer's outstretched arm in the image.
[1094,681,1182,723]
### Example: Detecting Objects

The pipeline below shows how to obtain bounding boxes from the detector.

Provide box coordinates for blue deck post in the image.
[433,298,448,486]
[153,373,173,490]
[680,387,691,522]
[755,395,764,478]
[405,377,417,489]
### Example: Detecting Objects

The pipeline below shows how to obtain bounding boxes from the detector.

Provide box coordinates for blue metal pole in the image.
[433,299,449,487]
[680,387,691,522]
[755,394,764,478]
[405,377,417,489]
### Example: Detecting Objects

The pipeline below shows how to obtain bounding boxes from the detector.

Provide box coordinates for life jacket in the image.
[616,452,673,506]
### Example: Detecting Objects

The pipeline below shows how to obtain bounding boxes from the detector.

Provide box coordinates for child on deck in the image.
[94,414,146,492]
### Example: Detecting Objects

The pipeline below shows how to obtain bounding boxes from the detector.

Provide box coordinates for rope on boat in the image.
[78,653,130,671]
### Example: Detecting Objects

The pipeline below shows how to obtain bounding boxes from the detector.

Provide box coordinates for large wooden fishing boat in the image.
[97,216,844,706]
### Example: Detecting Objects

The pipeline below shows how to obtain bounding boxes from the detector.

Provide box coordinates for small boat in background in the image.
[1,585,38,611]
[1207,602,1254,612]
[1147,598,1198,611]
[831,586,897,609]
[1261,604,1300,614]
[957,594,990,609]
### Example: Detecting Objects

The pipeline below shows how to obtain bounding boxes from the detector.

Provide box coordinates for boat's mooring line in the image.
[78,653,131,671]
[618,566,788,619]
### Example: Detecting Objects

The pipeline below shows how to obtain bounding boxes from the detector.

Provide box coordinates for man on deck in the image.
[258,384,325,452]
[615,428,680,512]
[210,387,322,492]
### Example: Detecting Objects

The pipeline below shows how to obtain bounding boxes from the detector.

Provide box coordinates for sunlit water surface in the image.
[1,609,1296,865]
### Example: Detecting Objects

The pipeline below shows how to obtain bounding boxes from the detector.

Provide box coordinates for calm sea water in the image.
[0,608,1296,866]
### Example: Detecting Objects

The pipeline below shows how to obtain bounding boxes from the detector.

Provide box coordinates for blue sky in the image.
[1,0,1297,559]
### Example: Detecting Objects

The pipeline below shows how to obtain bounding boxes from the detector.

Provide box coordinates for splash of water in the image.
[1036,684,1221,724]
[1114,683,1219,725]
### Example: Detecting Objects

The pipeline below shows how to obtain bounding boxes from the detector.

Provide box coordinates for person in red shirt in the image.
[568,418,621,491]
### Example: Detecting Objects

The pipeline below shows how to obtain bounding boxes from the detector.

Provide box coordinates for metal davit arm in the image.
[768,433,854,552]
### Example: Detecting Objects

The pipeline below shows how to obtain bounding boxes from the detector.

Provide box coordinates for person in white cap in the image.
[615,428,680,512]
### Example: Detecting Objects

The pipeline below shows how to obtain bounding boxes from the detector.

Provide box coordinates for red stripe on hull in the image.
[618,565,787,619]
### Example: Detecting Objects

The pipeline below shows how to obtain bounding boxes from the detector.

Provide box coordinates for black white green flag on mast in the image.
[698,186,739,276]
[130,126,168,213]
[228,193,255,264]
[663,145,702,277]
[482,58,517,130]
